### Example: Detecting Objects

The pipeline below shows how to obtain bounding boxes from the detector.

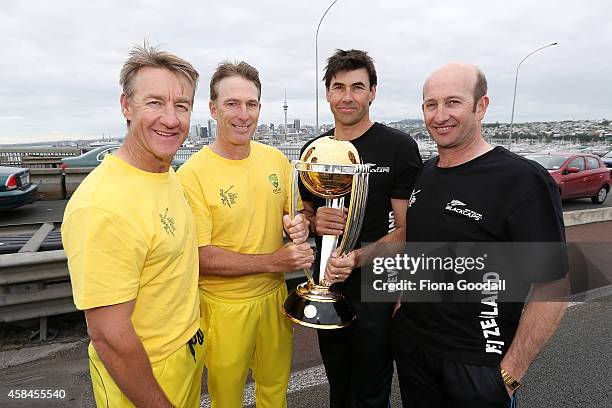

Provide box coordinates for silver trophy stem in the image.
[290,161,314,284]
[319,197,344,284]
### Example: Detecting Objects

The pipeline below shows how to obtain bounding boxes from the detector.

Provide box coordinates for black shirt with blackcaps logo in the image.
[397,146,567,366]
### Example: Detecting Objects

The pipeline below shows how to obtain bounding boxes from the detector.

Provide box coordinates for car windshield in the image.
[604,151,612,158]
[525,154,569,170]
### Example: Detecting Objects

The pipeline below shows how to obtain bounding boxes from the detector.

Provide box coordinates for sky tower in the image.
[283,90,288,143]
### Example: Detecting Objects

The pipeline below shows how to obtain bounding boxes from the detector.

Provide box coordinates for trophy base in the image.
[282,281,356,329]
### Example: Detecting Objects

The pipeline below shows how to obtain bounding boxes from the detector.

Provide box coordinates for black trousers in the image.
[317,300,394,408]
[392,316,512,408]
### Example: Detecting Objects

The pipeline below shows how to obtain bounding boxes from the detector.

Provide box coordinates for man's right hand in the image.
[313,207,348,236]
[274,242,314,271]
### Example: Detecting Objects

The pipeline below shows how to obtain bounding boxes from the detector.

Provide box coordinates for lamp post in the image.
[507,42,558,150]
[315,0,339,132]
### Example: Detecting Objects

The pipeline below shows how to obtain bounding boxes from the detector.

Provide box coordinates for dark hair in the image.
[323,49,377,90]
[210,61,261,102]
[473,68,487,112]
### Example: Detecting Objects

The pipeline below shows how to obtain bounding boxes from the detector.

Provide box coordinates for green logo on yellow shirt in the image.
[159,208,176,237]
[220,185,238,208]
[268,174,281,194]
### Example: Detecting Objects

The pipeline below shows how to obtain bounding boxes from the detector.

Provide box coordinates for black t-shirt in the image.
[398,146,567,365]
[299,122,423,298]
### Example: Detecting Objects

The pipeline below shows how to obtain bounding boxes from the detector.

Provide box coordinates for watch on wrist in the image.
[500,368,522,391]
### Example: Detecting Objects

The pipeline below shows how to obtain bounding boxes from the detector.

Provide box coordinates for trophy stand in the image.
[282,137,371,329]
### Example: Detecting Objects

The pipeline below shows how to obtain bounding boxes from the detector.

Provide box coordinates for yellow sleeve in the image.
[62,207,147,310]
[176,165,213,247]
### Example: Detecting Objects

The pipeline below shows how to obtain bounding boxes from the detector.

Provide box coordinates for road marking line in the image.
[200,364,327,407]
[199,284,612,406]
[568,284,612,308]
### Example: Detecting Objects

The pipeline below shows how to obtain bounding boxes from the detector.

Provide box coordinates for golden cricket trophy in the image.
[282,136,371,329]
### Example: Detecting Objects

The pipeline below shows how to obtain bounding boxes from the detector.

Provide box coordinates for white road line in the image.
[568,283,612,308]
[200,364,328,407]
[200,284,612,406]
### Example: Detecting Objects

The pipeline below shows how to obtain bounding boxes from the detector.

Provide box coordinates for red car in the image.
[525,152,611,204]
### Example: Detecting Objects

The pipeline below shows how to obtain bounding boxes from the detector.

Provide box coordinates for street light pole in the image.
[507,42,558,150]
[315,0,339,132]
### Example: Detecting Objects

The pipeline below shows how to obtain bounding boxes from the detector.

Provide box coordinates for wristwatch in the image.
[500,368,522,391]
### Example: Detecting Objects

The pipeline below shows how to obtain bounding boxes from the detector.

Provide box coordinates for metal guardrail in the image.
[0,222,62,237]
[0,222,310,342]
[0,223,73,341]
[1,215,611,342]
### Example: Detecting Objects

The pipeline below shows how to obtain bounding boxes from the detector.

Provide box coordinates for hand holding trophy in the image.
[282,136,371,329]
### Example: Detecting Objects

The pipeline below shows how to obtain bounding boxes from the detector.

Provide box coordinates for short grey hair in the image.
[119,43,199,101]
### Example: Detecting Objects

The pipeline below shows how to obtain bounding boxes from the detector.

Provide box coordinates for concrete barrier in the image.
[29,168,64,200]
[21,156,63,169]
[24,168,92,200]
[64,168,93,199]
[563,207,612,226]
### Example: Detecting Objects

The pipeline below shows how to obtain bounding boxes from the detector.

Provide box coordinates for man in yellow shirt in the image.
[177,61,313,407]
[62,45,204,408]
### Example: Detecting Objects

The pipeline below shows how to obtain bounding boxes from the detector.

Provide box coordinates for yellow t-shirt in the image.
[177,142,298,299]
[62,154,200,363]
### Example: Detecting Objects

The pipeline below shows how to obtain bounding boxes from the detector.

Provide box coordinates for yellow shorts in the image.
[89,328,205,408]
[201,283,293,408]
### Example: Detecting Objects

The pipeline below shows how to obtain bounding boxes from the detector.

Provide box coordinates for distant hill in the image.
[387,118,424,126]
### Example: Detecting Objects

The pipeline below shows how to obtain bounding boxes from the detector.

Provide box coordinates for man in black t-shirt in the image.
[299,49,422,407]
[392,62,569,407]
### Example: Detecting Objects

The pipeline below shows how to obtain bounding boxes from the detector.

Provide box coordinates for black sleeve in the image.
[391,134,423,199]
[506,172,568,283]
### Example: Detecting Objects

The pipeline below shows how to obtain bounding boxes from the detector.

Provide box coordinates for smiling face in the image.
[120,67,193,170]
[422,64,488,150]
[326,68,376,128]
[210,75,260,151]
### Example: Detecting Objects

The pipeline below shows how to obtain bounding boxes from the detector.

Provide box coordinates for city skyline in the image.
[1,0,611,144]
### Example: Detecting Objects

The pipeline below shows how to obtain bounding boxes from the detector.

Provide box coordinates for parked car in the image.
[525,152,611,204]
[602,151,612,169]
[60,145,120,169]
[0,166,39,210]
[61,144,185,169]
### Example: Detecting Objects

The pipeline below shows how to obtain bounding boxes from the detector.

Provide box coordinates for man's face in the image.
[326,68,376,127]
[422,67,488,150]
[210,76,260,148]
[120,67,193,165]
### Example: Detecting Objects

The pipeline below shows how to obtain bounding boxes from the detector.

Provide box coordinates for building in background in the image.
[283,90,288,144]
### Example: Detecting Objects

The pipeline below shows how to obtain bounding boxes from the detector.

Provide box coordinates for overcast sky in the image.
[1,0,610,144]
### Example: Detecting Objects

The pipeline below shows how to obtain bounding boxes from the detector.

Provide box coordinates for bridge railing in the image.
[0,147,82,166]
[0,145,303,166]
[5,145,435,200]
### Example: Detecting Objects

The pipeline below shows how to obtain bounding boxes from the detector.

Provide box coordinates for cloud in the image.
[1,0,611,144]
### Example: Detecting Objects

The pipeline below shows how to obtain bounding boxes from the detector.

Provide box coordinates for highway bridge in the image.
[0,200,610,407]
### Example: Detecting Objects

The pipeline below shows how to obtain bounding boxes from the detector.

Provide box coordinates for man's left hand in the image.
[324,250,356,283]
[283,214,309,244]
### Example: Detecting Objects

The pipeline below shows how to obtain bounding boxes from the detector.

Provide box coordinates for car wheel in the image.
[591,186,608,204]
